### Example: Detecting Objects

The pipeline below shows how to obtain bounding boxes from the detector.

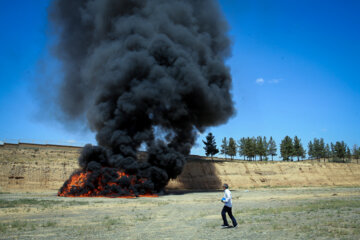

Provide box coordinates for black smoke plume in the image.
[51,0,234,195]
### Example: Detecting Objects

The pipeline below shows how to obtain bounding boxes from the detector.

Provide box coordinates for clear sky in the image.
[0,0,359,159]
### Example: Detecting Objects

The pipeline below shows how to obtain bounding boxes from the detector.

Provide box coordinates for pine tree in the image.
[293,136,300,160]
[325,144,331,160]
[263,136,269,161]
[319,138,326,160]
[300,145,306,160]
[353,145,360,163]
[243,137,254,160]
[248,137,257,160]
[313,138,320,159]
[256,136,266,161]
[311,138,326,160]
[202,133,219,160]
[228,137,237,160]
[293,136,305,161]
[280,136,293,161]
[331,142,335,160]
[308,141,314,159]
[268,137,277,161]
[333,141,347,162]
[346,147,351,162]
[244,137,250,160]
[220,137,228,160]
[238,138,246,160]
[352,144,358,158]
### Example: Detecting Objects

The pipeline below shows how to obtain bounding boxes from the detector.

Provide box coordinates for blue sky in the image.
[0,0,359,158]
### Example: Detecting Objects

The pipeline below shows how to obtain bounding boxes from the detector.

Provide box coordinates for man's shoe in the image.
[221,224,230,228]
[233,224,238,228]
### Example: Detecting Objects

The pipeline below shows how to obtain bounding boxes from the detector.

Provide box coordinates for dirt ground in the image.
[1,187,359,240]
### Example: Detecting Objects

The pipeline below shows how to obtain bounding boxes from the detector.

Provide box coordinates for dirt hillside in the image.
[0,143,359,192]
[167,159,360,189]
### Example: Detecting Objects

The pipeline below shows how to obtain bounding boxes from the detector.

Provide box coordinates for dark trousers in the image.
[221,206,237,226]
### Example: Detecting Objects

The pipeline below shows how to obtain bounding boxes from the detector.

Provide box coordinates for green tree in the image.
[325,144,331,160]
[280,136,293,161]
[309,139,331,161]
[333,141,347,162]
[220,137,229,160]
[237,138,246,160]
[263,136,269,161]
[346,147,352,162]
[246,137,257,160]
[268,137,277,161]
[293,136,305,161]
[242,137,254,160]
[311,138,326,160]
[352,145,360,163]
[319,138,326,160]
[308,141,314,159]
[256,136,267,161]
[228,137,237,160]
[202,133,219,160]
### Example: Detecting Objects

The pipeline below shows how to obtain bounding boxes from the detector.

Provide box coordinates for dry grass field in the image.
[1,187,359,240]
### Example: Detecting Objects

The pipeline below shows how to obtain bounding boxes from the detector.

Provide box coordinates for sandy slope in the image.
[1,143,359,193]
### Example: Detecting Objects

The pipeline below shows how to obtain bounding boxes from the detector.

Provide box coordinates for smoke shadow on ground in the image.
[166,157,223,194]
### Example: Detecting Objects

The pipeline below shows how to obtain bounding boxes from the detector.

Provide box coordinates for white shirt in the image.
[223,189,232,207]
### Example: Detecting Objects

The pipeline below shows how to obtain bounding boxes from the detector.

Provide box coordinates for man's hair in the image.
[223,183,229,189]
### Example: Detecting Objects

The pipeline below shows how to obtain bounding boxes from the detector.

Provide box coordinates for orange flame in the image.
[58,170,158,198]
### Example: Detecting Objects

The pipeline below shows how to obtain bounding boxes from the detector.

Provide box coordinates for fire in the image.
[58,168,158,198]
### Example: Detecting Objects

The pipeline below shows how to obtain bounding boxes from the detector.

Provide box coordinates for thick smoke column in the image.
[52,0,234,195]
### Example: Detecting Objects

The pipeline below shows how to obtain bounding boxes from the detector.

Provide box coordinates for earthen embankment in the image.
[0,143,359,192]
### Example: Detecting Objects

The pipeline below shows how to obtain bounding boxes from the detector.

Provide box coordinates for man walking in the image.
[221,183,238,228]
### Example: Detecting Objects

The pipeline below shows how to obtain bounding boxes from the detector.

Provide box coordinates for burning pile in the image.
[50,0,234,197]
[58,168,157,198]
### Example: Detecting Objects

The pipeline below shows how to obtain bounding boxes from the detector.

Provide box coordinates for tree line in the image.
[202,133,360,162]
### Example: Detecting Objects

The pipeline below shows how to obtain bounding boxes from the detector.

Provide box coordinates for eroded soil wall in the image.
[1,143,359,192]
